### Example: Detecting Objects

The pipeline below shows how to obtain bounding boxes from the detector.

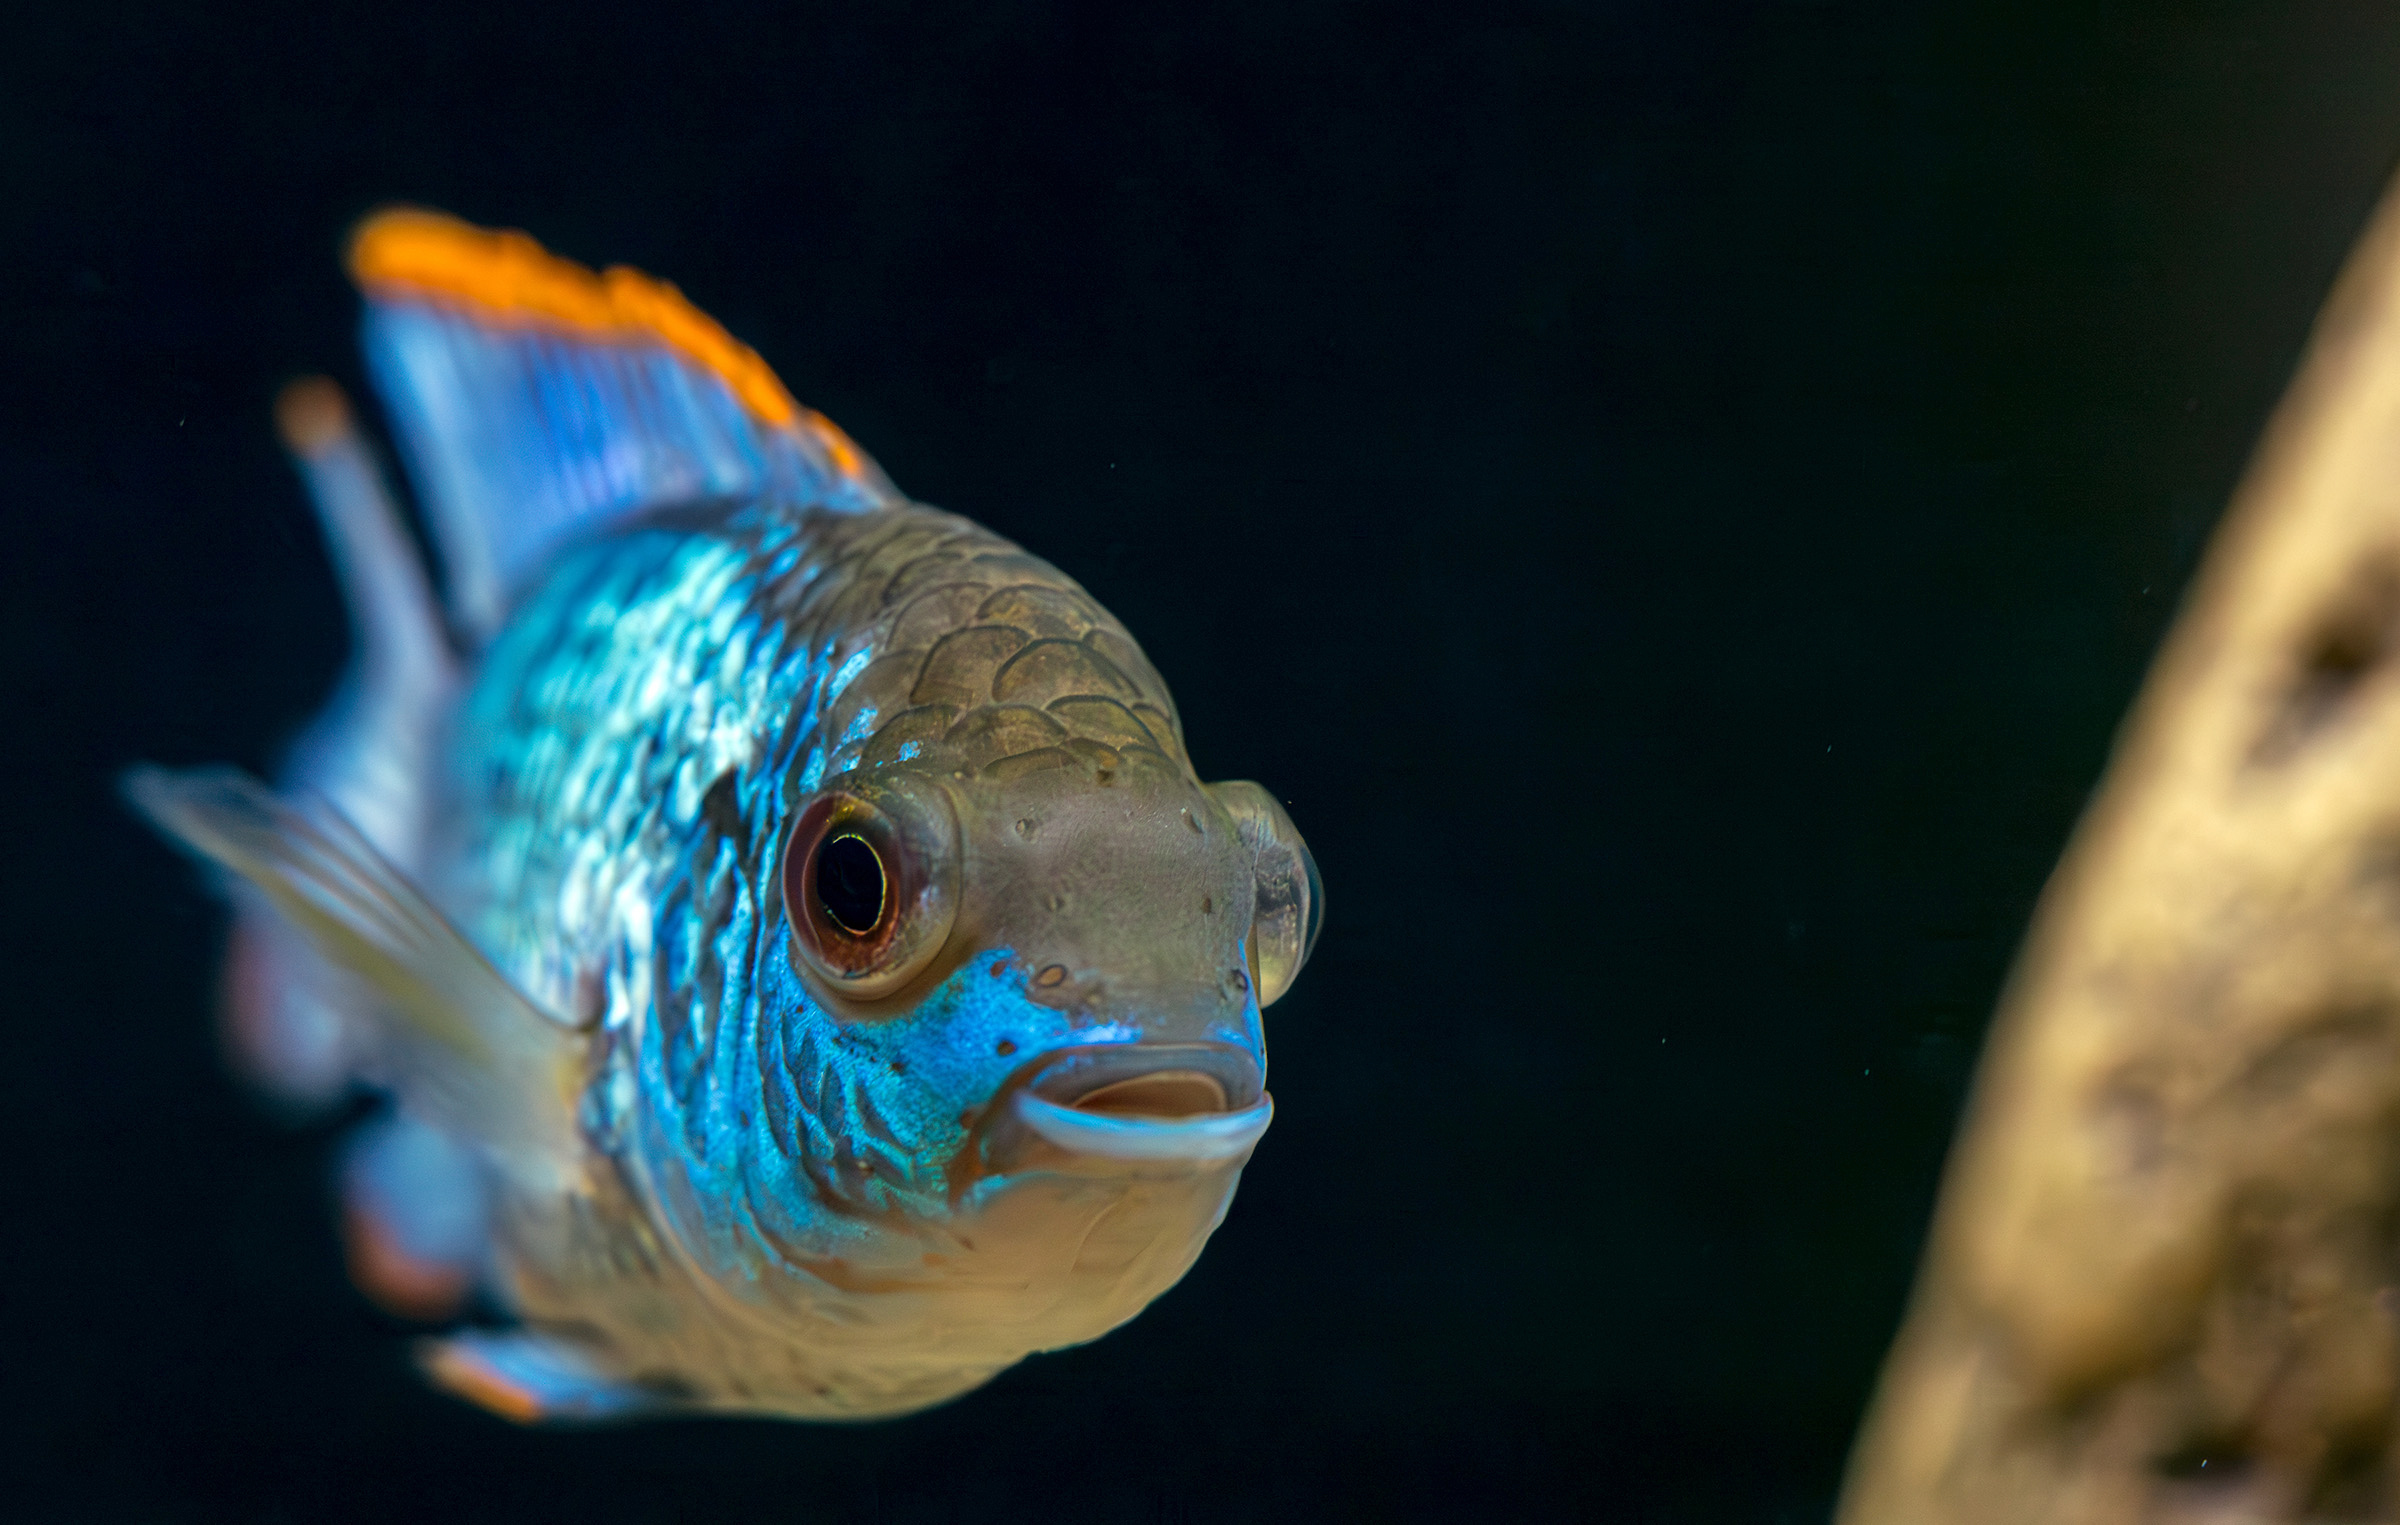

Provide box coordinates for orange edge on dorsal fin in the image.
[347,207,803,430]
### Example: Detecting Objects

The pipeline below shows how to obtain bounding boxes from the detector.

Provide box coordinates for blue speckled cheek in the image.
[639,917,1270,1280]
[739,942,1267,1254]
[730,947,1085,1249]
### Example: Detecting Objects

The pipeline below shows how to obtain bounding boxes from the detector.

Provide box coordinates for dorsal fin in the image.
[350,208,898,638]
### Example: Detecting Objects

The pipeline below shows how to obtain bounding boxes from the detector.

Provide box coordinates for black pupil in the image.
[815,834,887,936]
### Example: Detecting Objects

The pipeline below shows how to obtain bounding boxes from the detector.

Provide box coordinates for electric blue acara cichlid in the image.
[130,209,1321,1423]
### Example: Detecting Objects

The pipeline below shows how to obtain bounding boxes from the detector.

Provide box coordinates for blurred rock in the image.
[1844,173,2400,1524]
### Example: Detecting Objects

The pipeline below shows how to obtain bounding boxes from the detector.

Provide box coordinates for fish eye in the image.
[781,782,960,1000]
[816,834,887,935]
[1205,780,1322,1008]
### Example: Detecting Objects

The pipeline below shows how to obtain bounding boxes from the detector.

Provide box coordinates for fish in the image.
[129,209,1322,1423]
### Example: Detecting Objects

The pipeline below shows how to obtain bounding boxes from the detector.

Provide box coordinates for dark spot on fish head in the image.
[1095,767,1115,786]
[1231,968,1251,993]
[996,1039,1017,1057]
[1035,963,1068,988]
[1202,894,1213,915]
[989,959,1008,976]
[1183,808,1203,835]
[1015,817,1037,839]
[1045,892,1068,912]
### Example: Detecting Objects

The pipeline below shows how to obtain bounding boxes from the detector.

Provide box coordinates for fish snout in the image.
[980,1042,1270,1169]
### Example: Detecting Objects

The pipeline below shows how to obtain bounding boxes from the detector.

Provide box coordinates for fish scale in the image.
[462,495,1188,1041]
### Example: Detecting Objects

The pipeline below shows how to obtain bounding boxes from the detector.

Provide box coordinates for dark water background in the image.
[8,3,2400,1521]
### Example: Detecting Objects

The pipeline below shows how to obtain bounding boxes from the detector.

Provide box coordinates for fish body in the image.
[134,212,1319,1422]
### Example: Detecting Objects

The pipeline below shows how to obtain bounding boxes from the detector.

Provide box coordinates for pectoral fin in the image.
[125,765,581,1164]
[419,1330,670,1424]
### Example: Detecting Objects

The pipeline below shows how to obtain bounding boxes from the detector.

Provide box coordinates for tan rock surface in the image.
[1842,174,2400,1524]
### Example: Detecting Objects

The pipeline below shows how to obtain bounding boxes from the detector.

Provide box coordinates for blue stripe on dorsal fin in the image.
[349,209,898,639]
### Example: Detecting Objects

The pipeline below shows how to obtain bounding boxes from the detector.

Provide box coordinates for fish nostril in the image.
[1069,1072,1229,1119]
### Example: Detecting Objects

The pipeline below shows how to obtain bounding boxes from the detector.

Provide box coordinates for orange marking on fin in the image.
[801,409,869,478]
[274,376,354,458]
[348,208,802,429]
[342,1200,471,1322]
[421,1343,546,1424]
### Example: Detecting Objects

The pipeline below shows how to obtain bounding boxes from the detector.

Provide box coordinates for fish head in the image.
[709,741,1318,1406]
[778,745,1321,1167]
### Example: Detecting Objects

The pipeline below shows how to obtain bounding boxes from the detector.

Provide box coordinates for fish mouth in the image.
[993,1042,1271,1166]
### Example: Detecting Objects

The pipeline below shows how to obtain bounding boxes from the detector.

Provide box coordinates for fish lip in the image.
[1015,1090,1273,1162]
[1020,1041,1264,1111]
[968,1041,1270,1172]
